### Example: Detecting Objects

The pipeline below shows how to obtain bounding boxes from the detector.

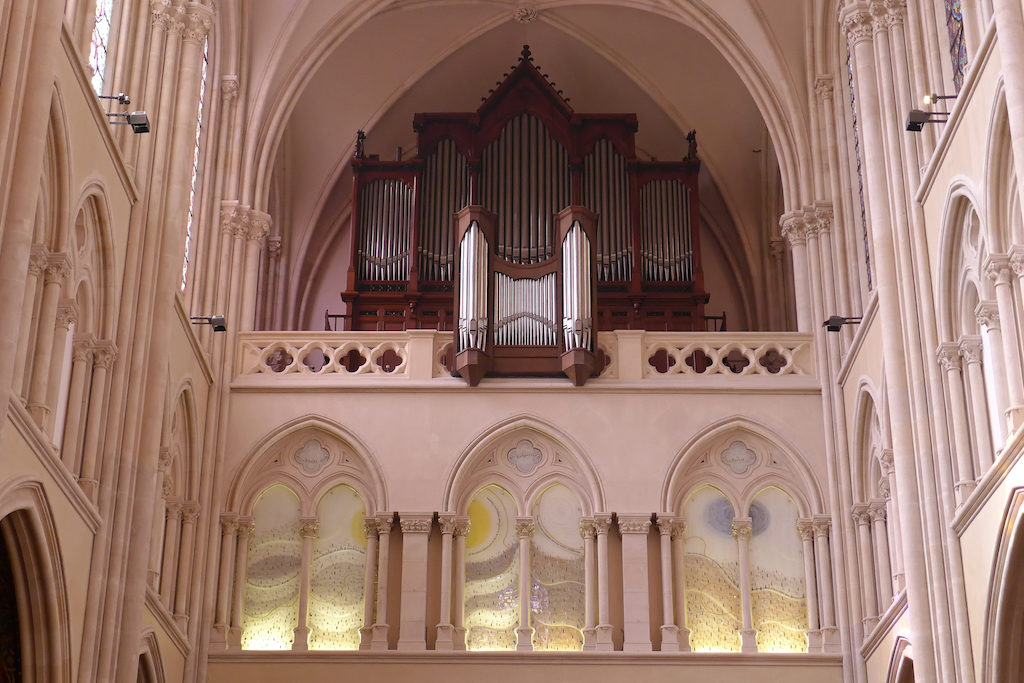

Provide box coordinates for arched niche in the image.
[982,487,1024,682]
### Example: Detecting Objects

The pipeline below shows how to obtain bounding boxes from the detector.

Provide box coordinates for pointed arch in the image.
[982,487,1024,682]
[983,78,1015,253]
[442,413,605,516]
[136,631,166,683]
[0,478,72,683]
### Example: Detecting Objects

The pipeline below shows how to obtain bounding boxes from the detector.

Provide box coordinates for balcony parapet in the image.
[234,330,816,390]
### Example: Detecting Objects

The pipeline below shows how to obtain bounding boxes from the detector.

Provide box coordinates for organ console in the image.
[337,45,710,385]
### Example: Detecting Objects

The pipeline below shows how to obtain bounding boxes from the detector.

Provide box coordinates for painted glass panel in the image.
[89,0,114,95]
[308,485,366,650]
[749,487,808,652]
[847,46,872,291]
[530,483,584,651]
[945,0,968,92]
[242,485,301,650]
[464,485,519,650]
[683,486,741,651]
[182,38,209,289]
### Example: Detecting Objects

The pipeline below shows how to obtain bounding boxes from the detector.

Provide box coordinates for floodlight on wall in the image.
[106,110,150,134]
[905,109,949,132]
[98,92,132,105]
[823,315,863,332]
[190,315,227,332]
[921,93,956,105]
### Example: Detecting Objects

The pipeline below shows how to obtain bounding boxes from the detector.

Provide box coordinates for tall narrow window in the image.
[182,38,210,290]
[88,0,114,95]
[683,486,741,652]
[464,485,519,650]
[944,0,968,92]
[529,483,584,651]
[847,46,872,291]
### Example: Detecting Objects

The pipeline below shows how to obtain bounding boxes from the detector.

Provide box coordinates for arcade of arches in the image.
[1,1,1024,682]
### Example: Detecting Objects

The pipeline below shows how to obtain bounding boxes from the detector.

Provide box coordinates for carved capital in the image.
[72,337,94,364]
[618,515,652,535]
[438,514,457,536]
[780,211,808,247]
[812,516,832,538]
[814,204,834,234]
[220,514,239,535]
[399,515,433,534]
[166,501,184,519]
[246,210,272,242]
[1009,246,1024,277]
[852,503,872,526]
[363,517,379,539]
[150,0,177,31]
[299,519,319,539]
[985,255,1013,285]
[936,342,962,372]
[840,5,874,46]
[868,500,888,522]
[958,335,984,363]
[221,75,239,101]
[182,2,214,43]
[670,519,687,541]
[975,301,999,329]
[220,203,244,236]
[157,446,173,472]
[267,236,282,256]
[514,518,536,539]
[92,341,118,369]
[731,518,752,540]
[796,519,815,542]
[56,300,78,329]
[592,515,612,535]
[237,517,255,538]
[453,516,471,537]
[579,518,596,539]
[44,254,72,285]
[28,245,49,276]
[512,7,538,23]
[879,449,895,476]
[814,77,834,101]
[375,515,394,535]
[181,502,200,523]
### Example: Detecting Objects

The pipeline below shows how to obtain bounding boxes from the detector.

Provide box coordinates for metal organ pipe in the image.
[640,179,690,283]
[562,222,592,351]
[582,139,630,282]
[457,221,488,351]
[358,179,413,282]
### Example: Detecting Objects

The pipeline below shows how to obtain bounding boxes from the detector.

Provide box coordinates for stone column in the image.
[26,255,70,425]
[781,212,813,332]
[359,517,380,650]
[986,256,1024,429]
[212,515,239,646]
[593,514,614,650]
[618,515,653,652]
[852,504,878,631]
[229,518,254,649]
[879,451,905,591]
[240,212,270,330]
[435,514,457,650]
[580,519,597,650]
[147,450,172,591]
[797,520,821,652]
[976,301,1010,444]
[78,341,116,500]
[11,246,47,398]
[159,502,183,609]
[732,518,756,653]
[1011,247,1024,342]
[937,342,979,500]
[992,0,1024,230]
[657,516,680,651]
[172,504,200,628]
[370,515,393,649]
[44,300,76,435]
[452,516,470,650]
[60,337,93,472]
[514,517,535,651]
[397,514,433,651]
[670,520,691,651]
[869,501,894,608]
[812,516,838,651]
[959,335,995,471]
[293,518,318,650]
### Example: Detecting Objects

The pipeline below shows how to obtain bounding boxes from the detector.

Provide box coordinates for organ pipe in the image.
[457,221,488,352]
[562,221,593,351]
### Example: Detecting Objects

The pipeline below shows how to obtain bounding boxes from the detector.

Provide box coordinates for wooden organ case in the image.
[340,46,709,385]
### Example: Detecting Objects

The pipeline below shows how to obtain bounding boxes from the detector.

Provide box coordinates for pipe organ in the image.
[340,45,709,384]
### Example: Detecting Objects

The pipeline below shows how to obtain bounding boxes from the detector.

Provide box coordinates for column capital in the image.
[299,518,320,539]
[28,244,49,276]
[165,501,184,519]
[514,517,536,539]
[453,516,471,537]
[1009,245,1024,276]
[246,210,272,242]
[182,2,214,43]
[181,502,201,523]
[975,301,1000,329]
[796,519,815,542]
[958,335,984,363]
[813,204,834,234]
[617,514,652,535]
[579,518,596,539]
[375,514,395,535]
[814,77,834,101]
[936,342,962,371]
[238,517,256,538]
[670,519,687,541]
[812,516,832,537]
[267,236,283,256]
[592,514,613,535]
[399,514,433,534]
[985,254,1013,284]
[220,513,239,535]
[56,300,78,329]
[157,446,173,472]
[656,515,679,537]
[363,517,380,539]
[780,211,809,246]
[438,513,457,536]
[221,75,239,101]
[839,4,874,46]
[879,448,895,475]
[220,202,245,236]
[868,500,888,521]
[731,518,752,540]
[91,341,118,369]
[72,336,95,363]
[150,0,185,33]
[851,503,872,526]
[44,253,72,284]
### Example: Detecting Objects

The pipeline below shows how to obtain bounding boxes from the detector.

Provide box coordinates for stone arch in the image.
[662,416,823,518]
[162,380,201,501]
[937,183,987,341]
[0,478,72,683]
[69,184,117,340]
[136,631,166,683]
[443,414,605,516]
[228,415,387,516]
[852,379,891,502]
[887,636,915,683]
[983,79,1015,253]
[982,487,1024,682]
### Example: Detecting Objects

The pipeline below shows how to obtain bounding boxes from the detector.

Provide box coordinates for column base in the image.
[228,626,243,650]
[453,626,468,651]
[147,570,161,591]
[210,623,229,649]
[435,623,455,650]
[78,477,99,501]
[173,613,189,632]
[292,625,309,651]
[1005,405,1024,433]
[26,402,49,425]
[358,626,374,650]
[739,628,757,653]
[955,479,977,502]
[369,623,390,650]
[515,627,535,651]
[862,615,879,633]
[659,624,680,652]
[595,623,615,651]
[582,627,597,651]
[821,626,841,653]
[806,629,823,653]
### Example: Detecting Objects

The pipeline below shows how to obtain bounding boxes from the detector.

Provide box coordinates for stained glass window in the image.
[847,46,872,291]
[945,0,968,92]
[308,485,366,650]
[182,38,210,290]
[683,486,741,652]
[529,484,585,651]
[89,0,114,95]
[464,485,519,650]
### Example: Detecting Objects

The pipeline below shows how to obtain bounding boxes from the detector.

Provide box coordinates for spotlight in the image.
[823,315,863,332]
[106,110,150,134]
[190,315,227,332]
[98,92,132,105]
[922,93,955,105]
[905,109,948,132]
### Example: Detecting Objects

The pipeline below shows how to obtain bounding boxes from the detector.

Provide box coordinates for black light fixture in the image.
[99,93,150,134]
[921,93,956,105]
[906,109,949,132]
[823,315,863,332]
[191,315,227,332]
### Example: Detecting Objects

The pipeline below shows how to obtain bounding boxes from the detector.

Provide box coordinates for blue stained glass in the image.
[846,46,872,291]
[945,0,968,92]
[182,39,209,290]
